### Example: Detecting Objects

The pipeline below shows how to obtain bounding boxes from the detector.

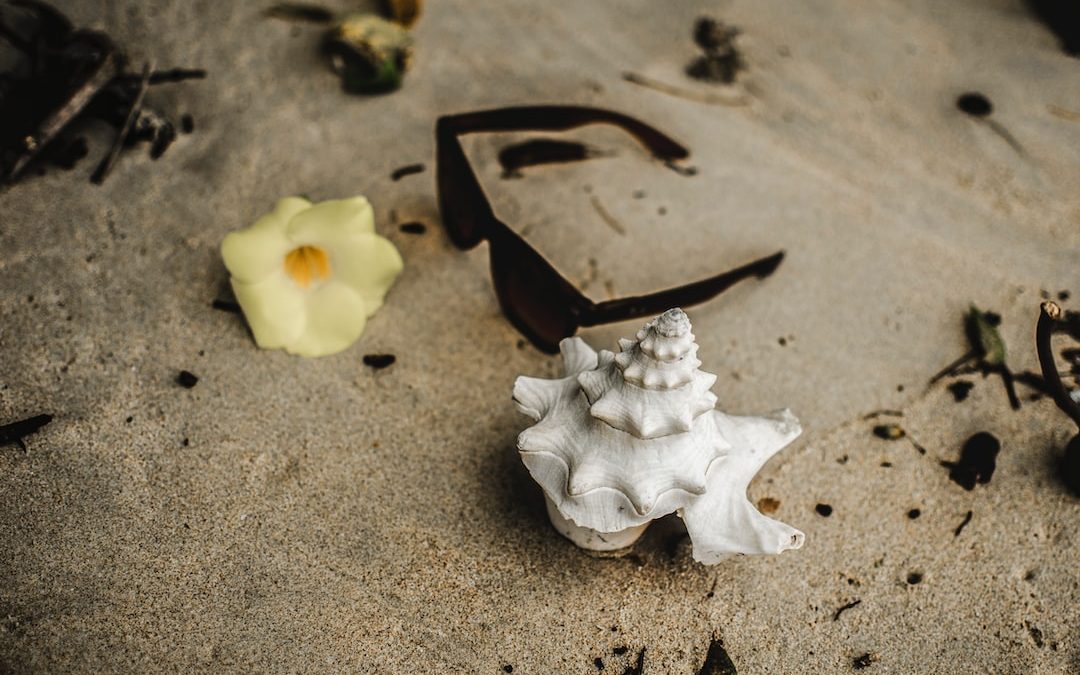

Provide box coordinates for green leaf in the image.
[965,305,1006,366]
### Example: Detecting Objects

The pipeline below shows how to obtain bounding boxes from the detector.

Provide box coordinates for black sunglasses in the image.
[435,105,784,353]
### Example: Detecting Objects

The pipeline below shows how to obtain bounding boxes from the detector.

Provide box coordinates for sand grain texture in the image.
[1,0,1078,672]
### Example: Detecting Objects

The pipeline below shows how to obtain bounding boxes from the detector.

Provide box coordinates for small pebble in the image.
[956,92,992,117]
[363,354,396,369]
[391,163,425,181]
[853,653,875,669]
[947,380,974,402]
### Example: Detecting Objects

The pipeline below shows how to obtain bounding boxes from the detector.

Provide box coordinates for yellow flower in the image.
[221,196,403,357]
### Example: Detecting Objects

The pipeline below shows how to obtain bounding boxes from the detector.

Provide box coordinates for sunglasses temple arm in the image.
[436,107,688,161]
[580,250,785,327]
[435,106,691,247]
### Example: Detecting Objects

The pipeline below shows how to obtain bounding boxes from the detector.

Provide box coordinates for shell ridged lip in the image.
[521,447,723,520]
[565,468,714,516]
[518,409,728,520]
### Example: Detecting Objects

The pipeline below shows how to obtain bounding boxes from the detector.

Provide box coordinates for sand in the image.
[1,0,1078,672]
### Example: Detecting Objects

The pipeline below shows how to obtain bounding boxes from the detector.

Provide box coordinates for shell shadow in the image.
[468,428,668,579]
[471,431,557,552]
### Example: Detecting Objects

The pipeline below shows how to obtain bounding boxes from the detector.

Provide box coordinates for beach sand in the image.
[1,0,1078,671]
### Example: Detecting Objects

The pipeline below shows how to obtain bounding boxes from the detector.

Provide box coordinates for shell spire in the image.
[577,308,718,439]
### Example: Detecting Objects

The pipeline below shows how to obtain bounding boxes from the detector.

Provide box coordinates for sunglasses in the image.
[435,105,784,353]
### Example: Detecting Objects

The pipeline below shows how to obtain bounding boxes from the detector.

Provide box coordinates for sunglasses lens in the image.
[489,236,578,352]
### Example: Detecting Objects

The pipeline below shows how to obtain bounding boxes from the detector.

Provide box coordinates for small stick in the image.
[148,68,207,84]
[861,409,903,420]
[622,71,750,107]
[1047,104,1080,122]
[92,61,153,185]
[833,599,861,621]
[1013,370,1052,395]
[928,349,976,386]
[0,414,53,450]
[8,47,120,181]
[994,365,1021,410]
[953,510,973,537]
[1036,301,1080,428]
[115,68,208,85]
[589,195,626,236]
[390,163,425,181]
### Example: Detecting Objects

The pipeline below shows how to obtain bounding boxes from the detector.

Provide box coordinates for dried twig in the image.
[0,414,53,451]
[953,510,973,537]
[91,61,152,184]
[833,599,862,621]
[928,349,977,385]
[622,71,749,107]
[8,48,121,181]
[589,195,627,236]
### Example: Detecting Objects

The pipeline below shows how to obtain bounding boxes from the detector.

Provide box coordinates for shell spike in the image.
[512,376,564,420]
[559,337,599,376]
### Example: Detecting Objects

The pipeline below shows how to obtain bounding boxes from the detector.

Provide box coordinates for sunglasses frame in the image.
[435,105,783,353]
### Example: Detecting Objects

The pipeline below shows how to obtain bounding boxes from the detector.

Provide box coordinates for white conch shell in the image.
[513,308,804,562]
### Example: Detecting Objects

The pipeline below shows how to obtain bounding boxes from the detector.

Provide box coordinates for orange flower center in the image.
[283,245,331,289]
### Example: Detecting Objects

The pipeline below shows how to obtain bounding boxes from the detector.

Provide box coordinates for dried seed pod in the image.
[323,14,412,94]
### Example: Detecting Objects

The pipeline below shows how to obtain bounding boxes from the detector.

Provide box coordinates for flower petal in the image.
[286,196,374,243]
[231,272,307,350]
[331,233,404,314]
[222,197,312,284]
[285,281,368,357]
